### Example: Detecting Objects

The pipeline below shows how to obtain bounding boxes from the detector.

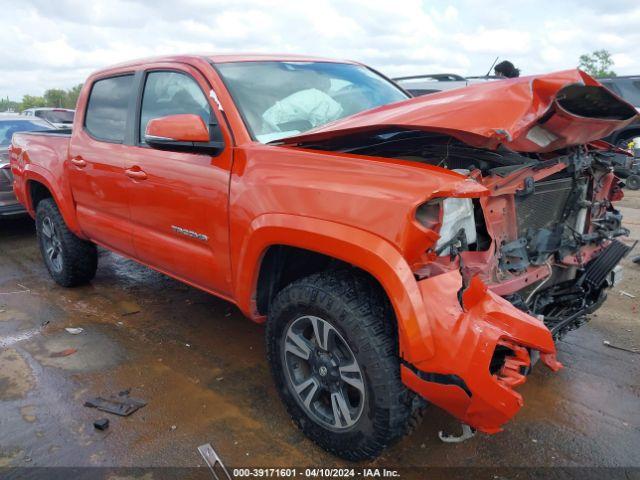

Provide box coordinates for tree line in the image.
[0,84,83,113]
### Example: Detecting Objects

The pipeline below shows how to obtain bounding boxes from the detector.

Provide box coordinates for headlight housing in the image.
[417,197,477,256]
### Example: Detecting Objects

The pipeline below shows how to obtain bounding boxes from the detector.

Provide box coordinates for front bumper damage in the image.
[401,270,562,434]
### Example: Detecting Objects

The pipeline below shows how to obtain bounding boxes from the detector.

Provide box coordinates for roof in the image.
[394,73,466,82]
[0,114,46,120]
[104,53,358,71]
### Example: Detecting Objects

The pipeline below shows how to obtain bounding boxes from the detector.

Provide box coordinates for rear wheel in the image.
[626,174,640,190]
[35,198,97,287]
[266,269,414,461]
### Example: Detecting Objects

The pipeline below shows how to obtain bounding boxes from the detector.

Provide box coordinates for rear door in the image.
[125,65,234,295]
[68,73,137,255]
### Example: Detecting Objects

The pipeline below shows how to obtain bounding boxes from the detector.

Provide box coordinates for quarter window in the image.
[85,75,134,142]
[139,71,210,143]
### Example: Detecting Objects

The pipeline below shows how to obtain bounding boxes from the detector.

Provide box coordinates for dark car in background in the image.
[599,76,640,148]
[0,116,56,216]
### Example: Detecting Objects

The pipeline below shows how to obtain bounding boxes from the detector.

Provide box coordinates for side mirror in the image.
[144,114,223,155]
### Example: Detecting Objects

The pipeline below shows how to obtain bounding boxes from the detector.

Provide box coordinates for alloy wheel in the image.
[282,315,365,431]
[41,216,63,273]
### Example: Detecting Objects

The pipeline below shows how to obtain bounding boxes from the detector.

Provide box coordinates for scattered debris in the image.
[619,290,636,298]
[65,327,83,335]
[197,442,232,480]
[93,418,109,431]
[170,425,177,431]
[50,348,77,358]
[438,423,476,443]
[84,392,147,416]
[0,285,31,295]
[185,343,191,347]
[603,340,639,354]
[216,377,224,381]
[118,300,141,316]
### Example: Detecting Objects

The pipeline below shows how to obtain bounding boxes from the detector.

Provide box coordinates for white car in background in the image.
[393,73,500,97]
[21,107,74,129]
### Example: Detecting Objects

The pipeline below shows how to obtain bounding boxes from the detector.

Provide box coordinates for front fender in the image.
[233,213,436,364]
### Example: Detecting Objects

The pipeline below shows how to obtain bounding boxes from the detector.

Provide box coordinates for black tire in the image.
[266,269,414,461]
[626,175,640,190]
[35,198,97,287]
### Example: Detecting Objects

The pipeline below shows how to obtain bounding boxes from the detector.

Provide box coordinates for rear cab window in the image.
[84,75,134,143]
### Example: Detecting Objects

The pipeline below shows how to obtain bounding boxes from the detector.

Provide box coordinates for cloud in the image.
[0,0,639,100]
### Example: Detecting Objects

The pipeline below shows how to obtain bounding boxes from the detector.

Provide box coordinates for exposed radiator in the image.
[516,177,573,236]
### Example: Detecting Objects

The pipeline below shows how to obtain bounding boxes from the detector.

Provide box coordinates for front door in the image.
[125,67,233,295]
[68,73,136,255]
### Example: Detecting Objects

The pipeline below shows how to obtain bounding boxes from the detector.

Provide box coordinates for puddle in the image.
[0,348,35,400]
[0,328,40,348]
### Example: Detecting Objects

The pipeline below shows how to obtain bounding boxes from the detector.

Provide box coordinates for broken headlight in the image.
[417,197,477,256]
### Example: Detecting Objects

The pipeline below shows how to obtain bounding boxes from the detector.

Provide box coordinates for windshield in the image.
[216,61,408,143]
[0,119,54,146]
[37,110,75,124]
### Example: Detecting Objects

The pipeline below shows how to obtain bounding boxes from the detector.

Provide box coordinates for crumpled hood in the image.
[279,69,638,153]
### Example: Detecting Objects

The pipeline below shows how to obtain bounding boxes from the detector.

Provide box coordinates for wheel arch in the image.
[234,213,435,363]
[22,169,82,235]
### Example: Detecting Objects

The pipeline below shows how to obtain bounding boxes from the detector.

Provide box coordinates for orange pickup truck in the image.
[9,54,637,460]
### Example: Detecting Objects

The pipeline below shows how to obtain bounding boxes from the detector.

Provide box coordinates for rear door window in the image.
[85,75,134,142]
[139,71,210,143]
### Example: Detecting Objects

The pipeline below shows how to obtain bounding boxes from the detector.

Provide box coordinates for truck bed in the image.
[10,130,73,215]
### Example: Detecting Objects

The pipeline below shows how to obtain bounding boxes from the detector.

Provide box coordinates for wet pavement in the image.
[0,191,639,477]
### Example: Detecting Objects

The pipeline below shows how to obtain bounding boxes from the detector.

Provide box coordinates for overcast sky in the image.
[1,0,639,100]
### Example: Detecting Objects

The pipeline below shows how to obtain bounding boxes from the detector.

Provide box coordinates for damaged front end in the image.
[280,69,637,434]
[402,271,561,434]
[400,145,633,433]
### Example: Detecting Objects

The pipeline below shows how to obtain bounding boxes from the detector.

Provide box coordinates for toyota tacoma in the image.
[9,55,637,460]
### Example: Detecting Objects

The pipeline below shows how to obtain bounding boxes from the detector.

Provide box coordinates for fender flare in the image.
[234,213,435,363]
[21,166,83,236]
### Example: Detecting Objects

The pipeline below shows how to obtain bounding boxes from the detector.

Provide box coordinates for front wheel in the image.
[35,198,98,287]
[266,270,414,461]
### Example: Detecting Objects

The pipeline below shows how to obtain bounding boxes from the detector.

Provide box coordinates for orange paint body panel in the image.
[403,272,559,433]
[9,55,634,435]
[145,114,210,142]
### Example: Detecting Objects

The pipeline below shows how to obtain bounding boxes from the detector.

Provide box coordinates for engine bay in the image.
[304,128,633,337]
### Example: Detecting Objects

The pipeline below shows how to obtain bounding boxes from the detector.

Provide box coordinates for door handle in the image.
[70,157,87,168]
[125,168,148,181]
